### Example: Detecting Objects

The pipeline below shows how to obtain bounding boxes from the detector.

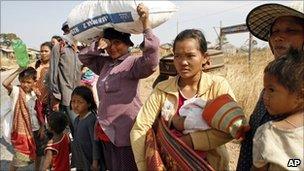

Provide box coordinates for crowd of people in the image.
[2,2,303,171]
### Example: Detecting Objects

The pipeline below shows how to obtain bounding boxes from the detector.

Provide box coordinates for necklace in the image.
[284,119,298,128]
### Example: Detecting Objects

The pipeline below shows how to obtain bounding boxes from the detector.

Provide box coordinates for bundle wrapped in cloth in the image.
[179,94,250,140]
[202,94,250,139]
[67,0,177,44]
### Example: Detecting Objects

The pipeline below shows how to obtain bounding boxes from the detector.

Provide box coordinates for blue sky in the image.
[1,1,293,50]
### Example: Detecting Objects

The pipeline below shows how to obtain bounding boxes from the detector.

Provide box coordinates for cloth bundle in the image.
[81,69,97,86]
[202,94,250,139]
[180,94,249,139]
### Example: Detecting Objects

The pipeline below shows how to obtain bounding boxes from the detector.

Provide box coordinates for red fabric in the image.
[34,100,46,125]
[170,92,206,159]
[170,92,186,137]
[11,88,36,160]
[203,94,233,124]
[202,94,249,139]
[35,66,49,104]
[45,134,70,171]
[148,118,214,171]
[145,128,165,170]
[95,121,110,142]
[11,132,36,158]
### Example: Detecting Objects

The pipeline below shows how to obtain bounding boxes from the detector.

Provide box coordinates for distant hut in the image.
[0,46,40,60]
[160,43,173,57]
[28,48,40,60]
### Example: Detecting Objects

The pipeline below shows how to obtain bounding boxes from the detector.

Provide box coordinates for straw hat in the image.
[246,2,304,41]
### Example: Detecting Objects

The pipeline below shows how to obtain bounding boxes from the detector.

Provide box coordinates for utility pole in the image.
[248,33,252,64]
[213,27,220,43]
[219,21,222,50]
[176,15,179,36]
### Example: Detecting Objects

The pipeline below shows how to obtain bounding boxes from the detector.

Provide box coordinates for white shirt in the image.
[10,86,40,131]
[253,121,304,171]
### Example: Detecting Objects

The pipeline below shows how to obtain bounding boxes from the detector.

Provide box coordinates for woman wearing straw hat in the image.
[237,2,304,171]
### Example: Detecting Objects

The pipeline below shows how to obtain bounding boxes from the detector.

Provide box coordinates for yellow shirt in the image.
[130,72,235,170]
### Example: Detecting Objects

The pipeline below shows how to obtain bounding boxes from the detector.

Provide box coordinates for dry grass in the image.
[208,49,273,118]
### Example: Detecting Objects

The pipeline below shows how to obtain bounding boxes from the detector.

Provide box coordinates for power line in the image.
[178,2,256,25]
[152,2,256,31]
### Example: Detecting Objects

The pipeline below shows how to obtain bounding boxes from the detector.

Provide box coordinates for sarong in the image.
[145,117,214,171]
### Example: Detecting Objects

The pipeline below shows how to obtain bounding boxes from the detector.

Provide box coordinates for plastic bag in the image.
[12,39,29,68]
[67,0,177,44]
[1,100,12,144]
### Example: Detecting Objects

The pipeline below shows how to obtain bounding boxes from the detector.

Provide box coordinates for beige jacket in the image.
[130,72,235,170]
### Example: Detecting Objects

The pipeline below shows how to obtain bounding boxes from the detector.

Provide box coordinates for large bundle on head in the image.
[67,0,177,45]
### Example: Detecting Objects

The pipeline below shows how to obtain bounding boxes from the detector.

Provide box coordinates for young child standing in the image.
[252,49,304,171]
[2,67,44,171]
[70,86,104,171]
[42,111,70,171]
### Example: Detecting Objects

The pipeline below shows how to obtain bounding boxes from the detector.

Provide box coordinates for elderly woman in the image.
[78,3,159,170]
[237,3,304,170]
[131,29,236,170]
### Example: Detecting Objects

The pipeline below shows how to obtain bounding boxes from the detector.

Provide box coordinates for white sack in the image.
[67,0,177,44]
[1,100,12,144]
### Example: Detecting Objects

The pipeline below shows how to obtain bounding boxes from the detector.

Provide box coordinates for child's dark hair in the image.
[48,112,68,134]
[35,41,53,69]
[71,86,97,112]
[51,35,63,42]
[264,49,304,94]
[173,29,207,53]
[18,67,37,81]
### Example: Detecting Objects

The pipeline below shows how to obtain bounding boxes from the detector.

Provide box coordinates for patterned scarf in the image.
[35,66,49,125]
[36,66,49,104]
[11,88,36,162]
[145,117,214,171]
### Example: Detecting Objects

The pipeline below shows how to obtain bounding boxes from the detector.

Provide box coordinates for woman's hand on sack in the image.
[137,3,151,30]
[97,38,110,50]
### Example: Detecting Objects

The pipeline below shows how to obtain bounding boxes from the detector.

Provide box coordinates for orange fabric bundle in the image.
[203,94,250,139]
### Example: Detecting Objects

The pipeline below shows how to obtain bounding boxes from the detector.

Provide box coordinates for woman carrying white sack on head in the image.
[78,3,159,171]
